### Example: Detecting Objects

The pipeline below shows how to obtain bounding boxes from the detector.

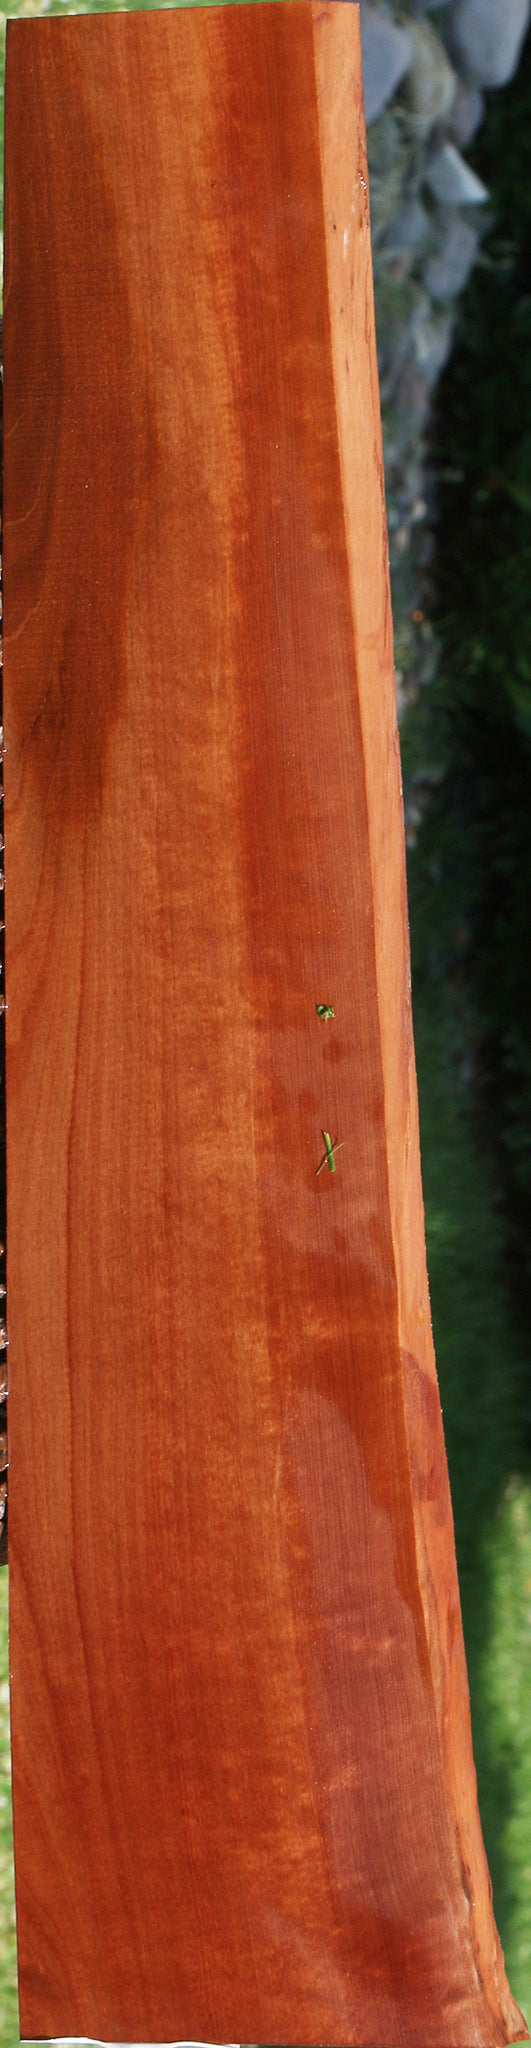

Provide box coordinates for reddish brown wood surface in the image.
[3,5,527,2043]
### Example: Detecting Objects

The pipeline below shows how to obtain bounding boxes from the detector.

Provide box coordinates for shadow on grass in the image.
[406,836,531,2017]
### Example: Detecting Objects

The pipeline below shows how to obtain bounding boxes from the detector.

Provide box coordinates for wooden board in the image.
[3,5,527,2043]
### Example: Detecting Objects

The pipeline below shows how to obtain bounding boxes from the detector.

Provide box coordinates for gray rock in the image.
[400,19,457,136]
[424,139,489,205]
[423,211,480,299]
[380,289,454,434]
[382,198,431,256]
[447,0,531,88]
[378,247,416,286]
[408,293,455,385]
[367,107,410,246]
[360,6,414,125]
[448,80,485,147]
[392,363,432,440]
[401,457,426,506]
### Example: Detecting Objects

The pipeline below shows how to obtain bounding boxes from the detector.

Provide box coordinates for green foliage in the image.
[400,30,531,2029]
[483,1478,531,2022]
[416,26,531,1305]
[0,1577,17,2047]
[410,977,531,2034]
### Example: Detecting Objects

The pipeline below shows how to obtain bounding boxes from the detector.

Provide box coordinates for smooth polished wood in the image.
[3,5,527,2043]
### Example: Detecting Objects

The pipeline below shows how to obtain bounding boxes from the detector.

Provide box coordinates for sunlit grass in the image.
[411,959,531,2041]
[483,1478,531,2021]
[0,1574,17,2045]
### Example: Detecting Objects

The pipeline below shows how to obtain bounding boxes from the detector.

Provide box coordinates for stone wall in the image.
[362,0,530,711]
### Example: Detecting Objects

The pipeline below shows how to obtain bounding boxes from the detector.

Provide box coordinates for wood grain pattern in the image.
[3,5,527,2043]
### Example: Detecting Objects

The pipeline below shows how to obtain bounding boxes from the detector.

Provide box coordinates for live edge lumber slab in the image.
[3,5,527,2044]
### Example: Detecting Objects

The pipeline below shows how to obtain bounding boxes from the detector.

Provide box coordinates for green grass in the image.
[402,631,531,2035]
[485,1478,531,2010]
[410,966,531,2038]
[0,1575,17,2046]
